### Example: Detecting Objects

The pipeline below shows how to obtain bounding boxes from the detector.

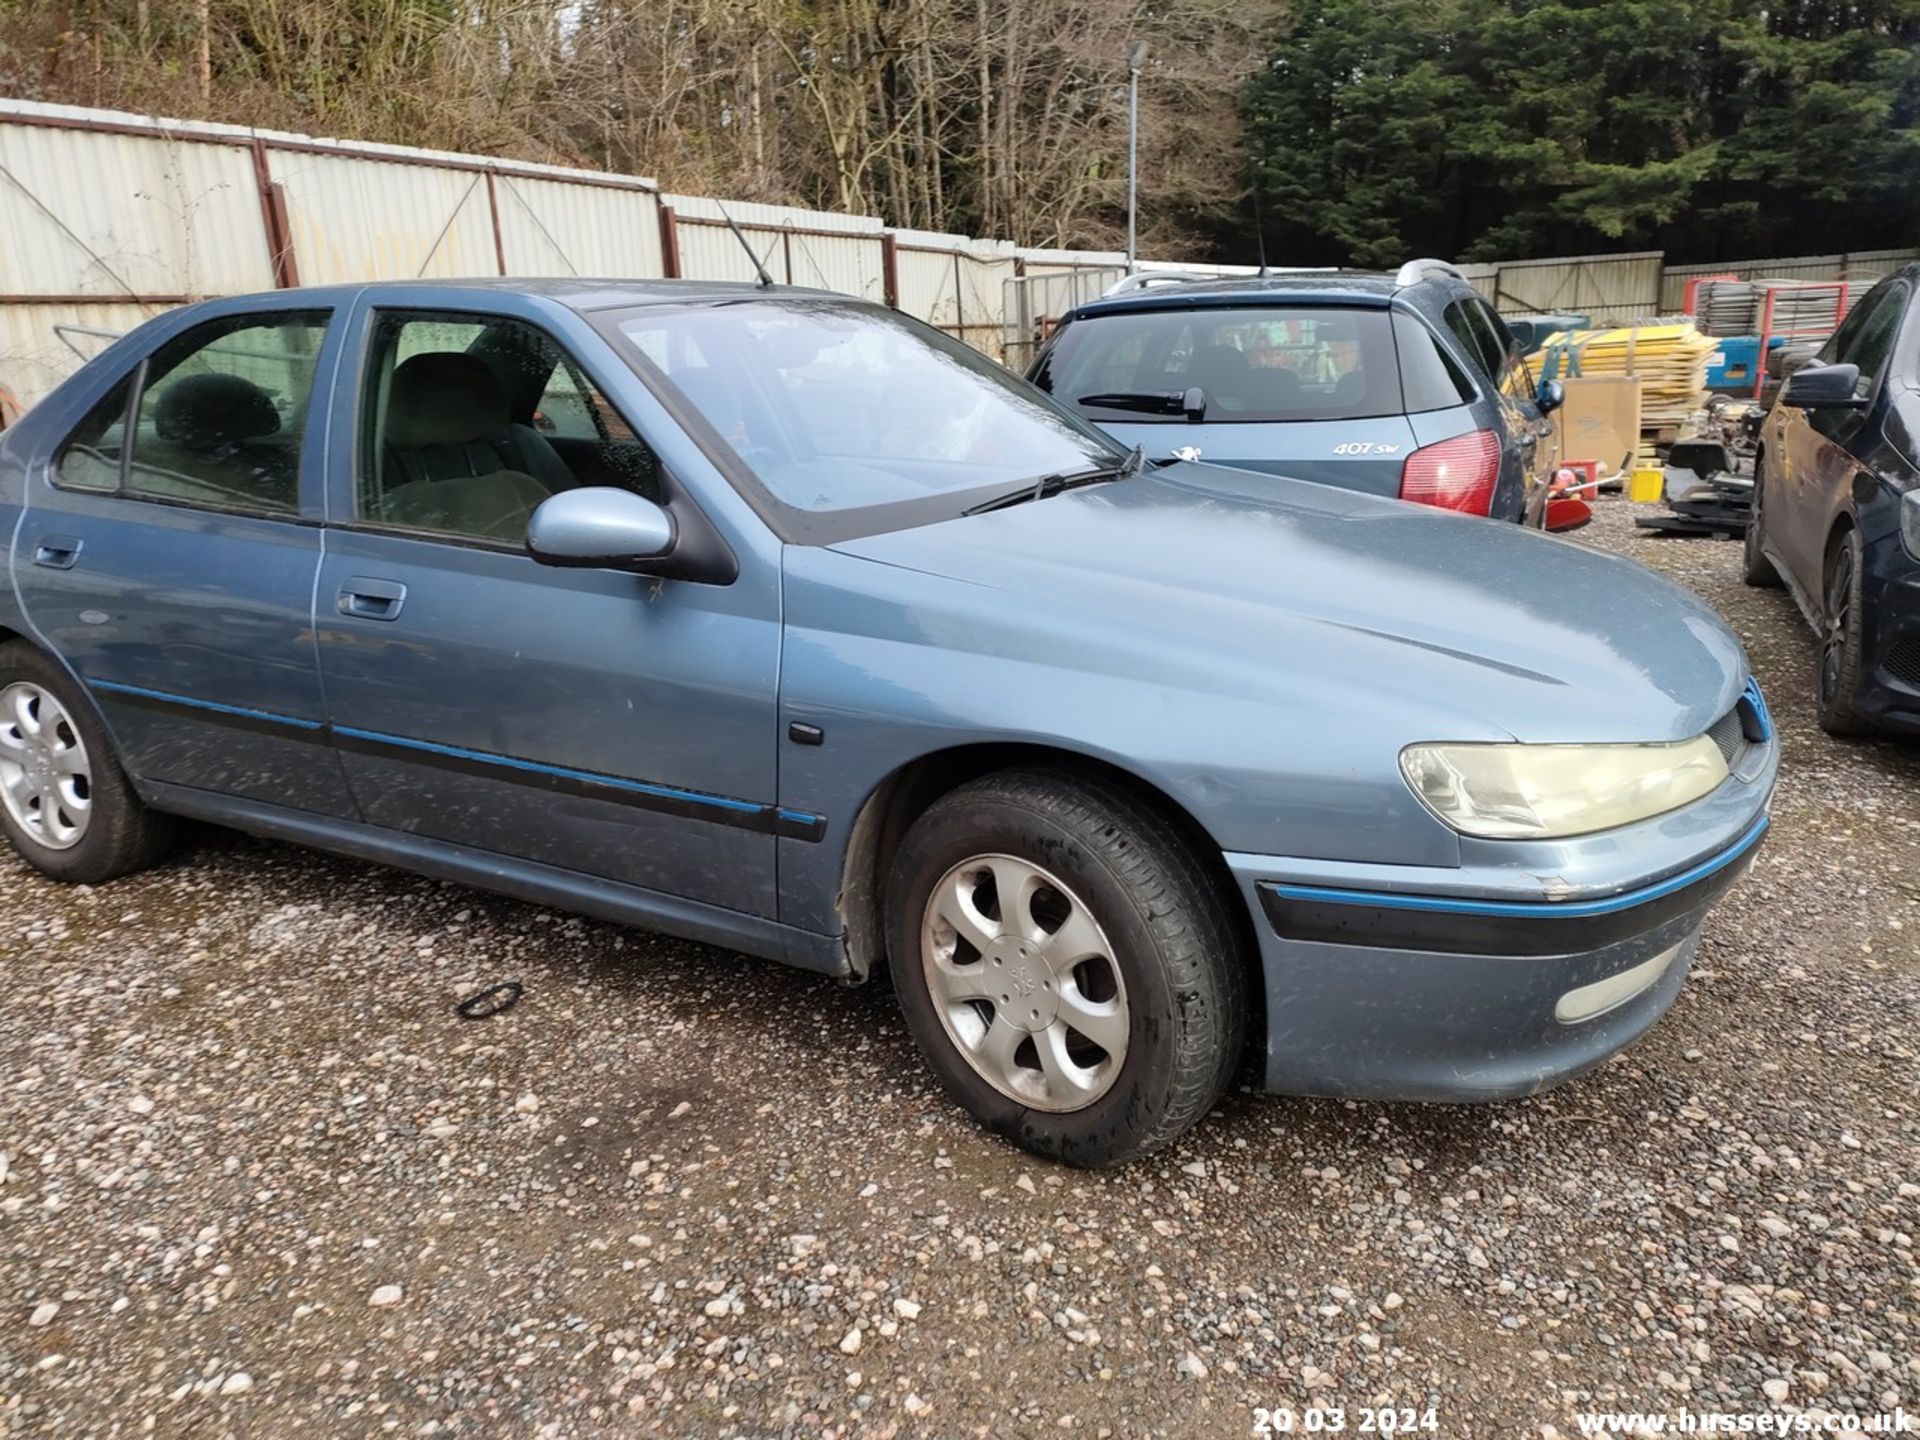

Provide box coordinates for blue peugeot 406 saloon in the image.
[0,281,1775,1165]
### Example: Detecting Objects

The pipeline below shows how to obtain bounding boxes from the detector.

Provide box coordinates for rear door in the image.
[14,299,358,818]
[1034,304,1419,496]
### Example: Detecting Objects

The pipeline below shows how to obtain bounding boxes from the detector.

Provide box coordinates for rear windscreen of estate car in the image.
[1033,305,1472,423]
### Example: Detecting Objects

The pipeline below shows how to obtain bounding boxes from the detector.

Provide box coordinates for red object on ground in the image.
[1545,496,1593,531]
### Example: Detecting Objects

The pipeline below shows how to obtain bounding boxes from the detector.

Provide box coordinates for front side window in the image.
[1834,283,1906,399]
[607,300,1118,523]
[128,313,329,514]
[1033,305,1403,424]
[1444,300,1505,383]
[358,310,660,545]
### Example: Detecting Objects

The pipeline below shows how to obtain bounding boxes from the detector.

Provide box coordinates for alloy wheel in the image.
[0,682,92,850]
[1822,546,1853,701]
[919,853,1129,1112]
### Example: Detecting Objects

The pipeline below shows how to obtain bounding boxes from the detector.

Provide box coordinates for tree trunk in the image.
[195,0,211,102]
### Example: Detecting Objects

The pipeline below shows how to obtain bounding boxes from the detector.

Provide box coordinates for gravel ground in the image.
[2,498,1916,1438]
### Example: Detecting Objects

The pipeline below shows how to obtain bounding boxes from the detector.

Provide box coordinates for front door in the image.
[312,302,784,917]
[14,303,358,818]
[1774,280,1908,593]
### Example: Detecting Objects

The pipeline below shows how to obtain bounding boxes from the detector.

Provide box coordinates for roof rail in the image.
[1393,258,1466,287]
[1102,270,1214,297]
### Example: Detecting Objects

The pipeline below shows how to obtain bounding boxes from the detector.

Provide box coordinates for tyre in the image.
[1742,454,1782,588]
[0,641,174,882]
[885,767,1247,1167]
[1816,528,1872,736]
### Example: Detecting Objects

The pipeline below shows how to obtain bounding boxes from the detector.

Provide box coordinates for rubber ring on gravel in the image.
[455,980,524,1020]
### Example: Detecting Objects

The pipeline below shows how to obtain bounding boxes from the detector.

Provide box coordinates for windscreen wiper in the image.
[1076,390,1183,415]
[963,446,1147,515]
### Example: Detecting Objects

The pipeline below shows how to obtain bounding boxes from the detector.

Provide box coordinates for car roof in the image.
[187,277,856,315]
[376,277,848,312]
[1063,270,1473,321]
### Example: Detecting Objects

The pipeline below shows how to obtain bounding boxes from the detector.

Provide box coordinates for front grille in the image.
[1706,707,1746,766]
[1886,636,1920,689]
[1704,679,1772,778]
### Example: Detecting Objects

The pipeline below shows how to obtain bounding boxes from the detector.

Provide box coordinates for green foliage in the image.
[1242,0,1920,264]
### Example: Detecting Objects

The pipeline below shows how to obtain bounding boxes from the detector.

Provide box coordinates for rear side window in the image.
[1392,311,1473,413]
[52,313,328,513]
[1035,306,1404,423]
[56,377,135,492]
[128,313,329,514]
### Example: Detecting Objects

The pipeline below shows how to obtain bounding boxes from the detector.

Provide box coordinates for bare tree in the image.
[0,0,1277,254]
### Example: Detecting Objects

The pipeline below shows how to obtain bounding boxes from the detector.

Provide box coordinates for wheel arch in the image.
[835,741,1261,1010]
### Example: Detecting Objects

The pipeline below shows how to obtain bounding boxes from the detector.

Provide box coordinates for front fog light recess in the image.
[1400,736,1729,840]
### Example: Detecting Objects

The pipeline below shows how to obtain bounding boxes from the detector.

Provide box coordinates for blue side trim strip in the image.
[1271,814,1770,919]
[331,724,763,815]
[92,679,325,730]
[86,678,827,839]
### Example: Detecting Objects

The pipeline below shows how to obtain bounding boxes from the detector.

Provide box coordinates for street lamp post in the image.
[1126,41,1147,274]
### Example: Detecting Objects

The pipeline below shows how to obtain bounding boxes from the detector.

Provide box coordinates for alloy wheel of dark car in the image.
[0,641,174,883]
[1817,529,1871,736]
[885,767,1247,1167]
[1742,454,1783,589]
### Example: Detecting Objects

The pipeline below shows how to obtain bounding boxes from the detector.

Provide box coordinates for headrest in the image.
[153,373,281,447]
[387,352,508,448]
[1191,344,1253,383]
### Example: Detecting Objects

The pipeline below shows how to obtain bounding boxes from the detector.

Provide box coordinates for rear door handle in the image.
[338,575,407,622]
[32,535,81,570]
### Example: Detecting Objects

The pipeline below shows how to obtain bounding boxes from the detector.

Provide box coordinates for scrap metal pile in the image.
[1633,395,1765,539]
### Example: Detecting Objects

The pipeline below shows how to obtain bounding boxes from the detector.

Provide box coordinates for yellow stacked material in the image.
[1527,322,1715,436]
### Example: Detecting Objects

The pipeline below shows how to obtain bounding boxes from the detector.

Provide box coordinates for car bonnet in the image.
[821,462,1747,745]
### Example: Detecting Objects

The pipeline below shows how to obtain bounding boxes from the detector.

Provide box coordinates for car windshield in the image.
[1034,304,1407,423]
[605,299,1121,528]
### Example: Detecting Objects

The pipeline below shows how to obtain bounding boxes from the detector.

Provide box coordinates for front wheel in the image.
[1816,529,1872,736]
[0,641,174,882]
[886,768,1247,1167]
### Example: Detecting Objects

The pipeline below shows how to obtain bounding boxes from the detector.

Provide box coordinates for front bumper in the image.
[1227,809,1769,1103]
[1860,548,1920,734]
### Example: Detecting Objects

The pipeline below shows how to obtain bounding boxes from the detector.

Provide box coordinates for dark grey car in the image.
[1028,261,1559,523]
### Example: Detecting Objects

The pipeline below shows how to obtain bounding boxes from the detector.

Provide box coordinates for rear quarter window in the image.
[1035,305,1405,423]
[1392,311,1473,413]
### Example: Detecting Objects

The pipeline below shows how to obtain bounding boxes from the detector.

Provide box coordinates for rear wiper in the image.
[1078,387,1208,421]
[963,447,1146,515]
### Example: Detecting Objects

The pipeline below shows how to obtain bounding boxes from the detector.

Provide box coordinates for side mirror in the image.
[1782,362,1863,409]
[527,487,675,570]
[1536,378,1564,414]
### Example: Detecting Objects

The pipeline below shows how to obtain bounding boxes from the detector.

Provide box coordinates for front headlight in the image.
[1400,737,1729,839]
[1901,489,1920,560]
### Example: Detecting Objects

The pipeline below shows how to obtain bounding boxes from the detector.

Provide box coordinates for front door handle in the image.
[338,575,407,622]
[32,535,82,570]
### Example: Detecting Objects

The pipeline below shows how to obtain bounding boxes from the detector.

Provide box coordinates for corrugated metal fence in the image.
[1659,250,1920,312]
[0,98,1100,410]
[2,97,1911,416]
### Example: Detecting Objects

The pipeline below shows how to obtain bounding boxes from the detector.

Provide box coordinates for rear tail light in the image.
[1398,429,1501,515]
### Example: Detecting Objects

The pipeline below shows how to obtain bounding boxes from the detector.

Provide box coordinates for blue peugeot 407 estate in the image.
[0,280,1775,1166]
